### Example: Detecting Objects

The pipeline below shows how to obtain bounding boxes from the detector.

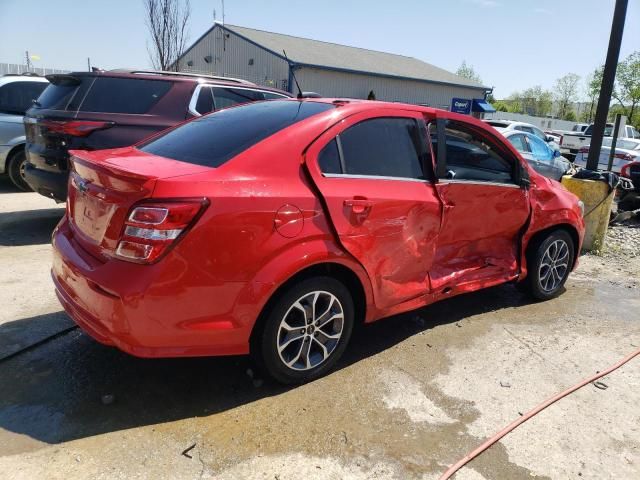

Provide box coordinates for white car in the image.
[0,73,49,189]
[484,119,560,152]
[574,137,640,173]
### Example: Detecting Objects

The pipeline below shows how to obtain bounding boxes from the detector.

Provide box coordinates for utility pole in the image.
[25,50,32,71]
[586,0,628,171]
[87,57,91,72]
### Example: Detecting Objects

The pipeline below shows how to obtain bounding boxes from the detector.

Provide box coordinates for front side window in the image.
[330,117,428,180]
[527,135,553,161]
[531,126,547,141]
[0,81,48,115]
[435,122,514,184]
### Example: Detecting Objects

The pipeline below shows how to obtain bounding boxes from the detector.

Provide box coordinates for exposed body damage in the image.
[51,99,585,382]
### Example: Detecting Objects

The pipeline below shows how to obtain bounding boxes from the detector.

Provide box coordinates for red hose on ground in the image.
[439,346,640,480]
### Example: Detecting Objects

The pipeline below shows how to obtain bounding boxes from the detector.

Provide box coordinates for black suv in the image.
[24,69,291,201]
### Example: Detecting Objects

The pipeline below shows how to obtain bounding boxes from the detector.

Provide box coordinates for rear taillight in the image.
[614,152,633,161]
[620,162,639,178]
[578,147,589,154]
[115,199,209,263]
[43,120,114,137]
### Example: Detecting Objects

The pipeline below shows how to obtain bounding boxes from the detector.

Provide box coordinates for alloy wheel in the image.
[538,239,570,292]
[276,291,344,371]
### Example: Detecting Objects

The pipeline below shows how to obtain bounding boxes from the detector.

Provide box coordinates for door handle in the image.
[344,198,373,214]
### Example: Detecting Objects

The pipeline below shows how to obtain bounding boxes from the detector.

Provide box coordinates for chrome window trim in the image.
[437,179,521,189]
[188,84,289,117]
[322,173,431,183]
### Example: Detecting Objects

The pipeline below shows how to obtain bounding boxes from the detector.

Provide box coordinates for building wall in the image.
[295,66,485,107]
[0,63,68,76]
[179,26,290,90]
[483,111,579,131]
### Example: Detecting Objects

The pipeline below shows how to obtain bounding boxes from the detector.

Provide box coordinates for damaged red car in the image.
[52,99,585,383]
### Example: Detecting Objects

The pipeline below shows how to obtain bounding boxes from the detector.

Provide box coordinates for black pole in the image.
[606,114,622,171]
[586,0,628,171]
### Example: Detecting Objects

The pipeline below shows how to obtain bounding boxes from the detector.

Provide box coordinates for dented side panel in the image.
[304,110,442,310]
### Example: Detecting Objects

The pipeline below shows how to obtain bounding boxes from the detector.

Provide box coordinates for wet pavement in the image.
[1,177,639,479]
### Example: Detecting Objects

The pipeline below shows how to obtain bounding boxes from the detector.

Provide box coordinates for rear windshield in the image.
[79,77,171,114]
[139,100,334,167]
[36,83,79,110]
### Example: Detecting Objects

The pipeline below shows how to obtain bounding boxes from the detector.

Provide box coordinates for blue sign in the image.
[451,98,471,114]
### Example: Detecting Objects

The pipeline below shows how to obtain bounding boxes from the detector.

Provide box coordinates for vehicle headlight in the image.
[577,200,585,217]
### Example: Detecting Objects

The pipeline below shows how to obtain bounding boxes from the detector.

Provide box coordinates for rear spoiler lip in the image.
[45,74,82,86]
[69,149,156,182]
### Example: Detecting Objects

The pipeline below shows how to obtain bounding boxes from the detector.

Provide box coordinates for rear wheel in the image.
[254,277,354,384]
[524,230,575,300]
[7,149,32,191]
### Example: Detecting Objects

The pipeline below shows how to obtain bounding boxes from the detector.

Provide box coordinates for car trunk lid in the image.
[68,147,211,260]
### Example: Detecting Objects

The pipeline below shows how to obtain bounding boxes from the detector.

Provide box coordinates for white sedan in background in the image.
[484,119,560,152]
[574,137,640,173]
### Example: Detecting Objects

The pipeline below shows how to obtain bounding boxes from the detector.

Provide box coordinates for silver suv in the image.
[0,74,49,190]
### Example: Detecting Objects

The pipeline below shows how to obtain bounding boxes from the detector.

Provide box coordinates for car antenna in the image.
[282,50,303,99]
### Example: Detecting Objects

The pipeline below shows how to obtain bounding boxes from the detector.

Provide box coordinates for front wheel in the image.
[254,277,354,384]
[524,230,575,300]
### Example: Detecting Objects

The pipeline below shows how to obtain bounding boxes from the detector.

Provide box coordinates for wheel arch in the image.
[249,261,369,351]
[6,142,26,166]
[522,223,580,279]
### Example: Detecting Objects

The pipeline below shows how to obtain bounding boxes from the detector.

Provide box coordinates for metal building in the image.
[177,23,491,110]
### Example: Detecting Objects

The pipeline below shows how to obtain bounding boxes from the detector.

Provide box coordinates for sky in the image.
[1,0,638,99]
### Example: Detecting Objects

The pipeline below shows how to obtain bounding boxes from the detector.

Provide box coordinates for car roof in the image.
[45,69,292,96]
[0,74,49,87]
[274,98,503,132]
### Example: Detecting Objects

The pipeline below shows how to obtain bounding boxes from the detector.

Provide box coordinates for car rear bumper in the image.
[24,163,68,202]
[52,216,252,358]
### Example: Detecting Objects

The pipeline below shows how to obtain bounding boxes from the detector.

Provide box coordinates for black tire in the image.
[524,230,575,301]
[7,149,33,191]
[253,276,354,384]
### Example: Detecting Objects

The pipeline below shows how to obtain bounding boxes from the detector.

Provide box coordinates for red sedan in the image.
[52,99,585,383]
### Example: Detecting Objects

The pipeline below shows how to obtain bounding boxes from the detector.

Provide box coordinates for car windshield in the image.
[139,100,335,167]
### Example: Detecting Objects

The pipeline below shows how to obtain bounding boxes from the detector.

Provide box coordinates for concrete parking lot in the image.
[0,176,639,480]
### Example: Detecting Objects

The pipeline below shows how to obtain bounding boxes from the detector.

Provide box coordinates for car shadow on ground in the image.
[0,282,532,448]
[0,208,64,246]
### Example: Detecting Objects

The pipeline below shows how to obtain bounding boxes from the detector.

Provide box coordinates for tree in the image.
[553,73,580,120]
[520,85,553,116]
[613,51,640,125]
[456,61,482,84]
[143,0,191,71]
[584,66,604,123]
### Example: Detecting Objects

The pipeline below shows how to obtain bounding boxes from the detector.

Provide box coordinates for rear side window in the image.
[195,86,214,115]
[212,87,264,110]
[0,81,47,115]
[507,134,529,153]
[79,77,171,114]
[337,118,427,180]
[318,139,341,174]
[140,100,334,167]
